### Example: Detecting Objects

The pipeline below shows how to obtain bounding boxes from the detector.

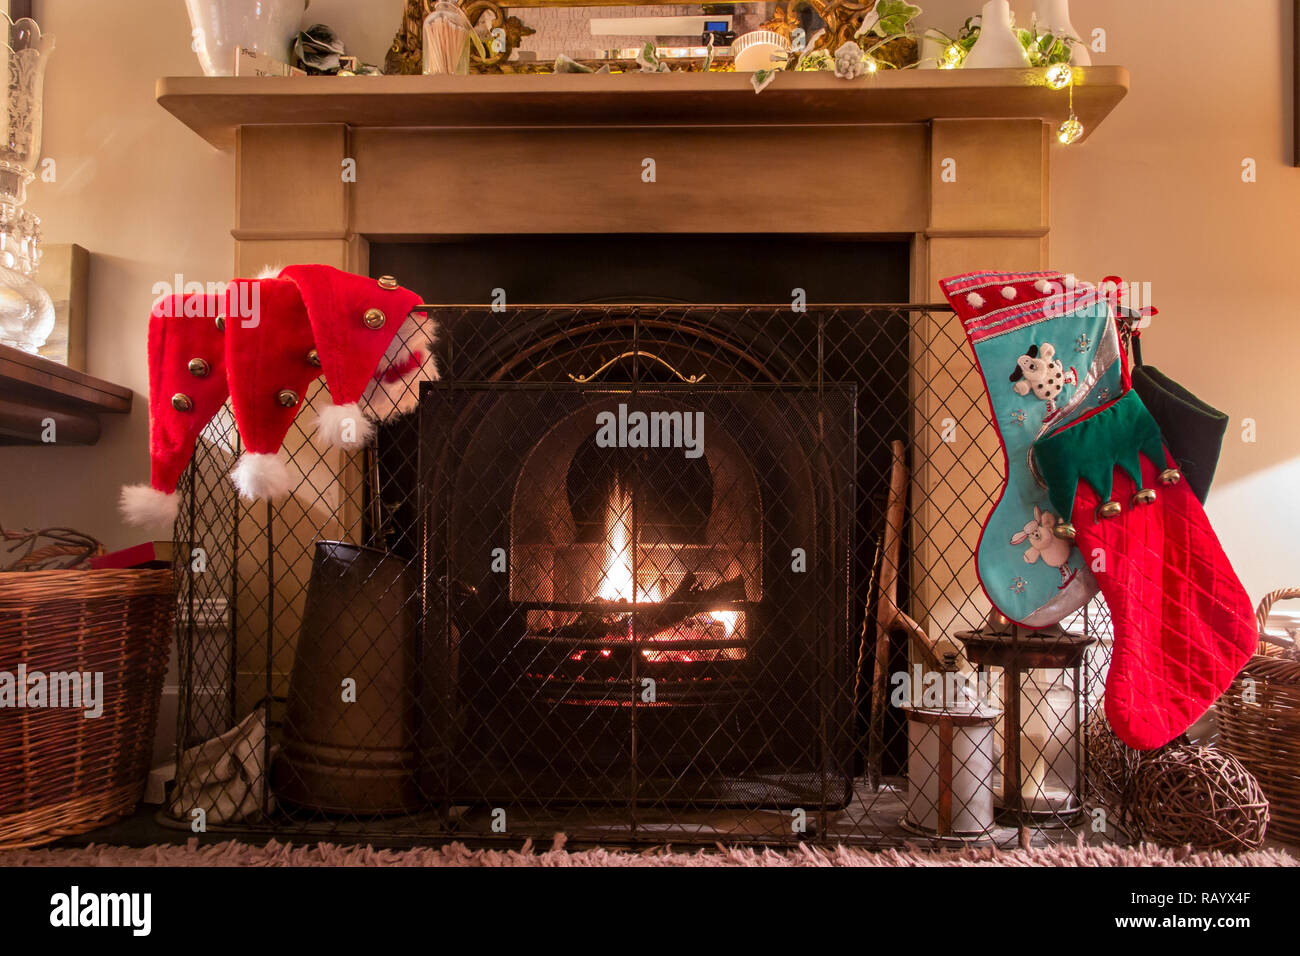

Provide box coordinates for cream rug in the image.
[2,835,1295,867]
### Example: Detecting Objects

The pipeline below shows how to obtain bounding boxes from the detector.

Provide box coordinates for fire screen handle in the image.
[567,351,706,385]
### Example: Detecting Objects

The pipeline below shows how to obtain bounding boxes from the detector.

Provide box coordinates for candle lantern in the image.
[957,622,1095,826]
[900,701,1002,838]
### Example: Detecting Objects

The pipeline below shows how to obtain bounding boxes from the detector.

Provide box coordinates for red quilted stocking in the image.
[1035,390,1257,750]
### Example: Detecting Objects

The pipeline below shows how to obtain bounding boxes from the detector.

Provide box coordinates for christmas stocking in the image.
[1034,389,1257,750]
[940,272,1127,627]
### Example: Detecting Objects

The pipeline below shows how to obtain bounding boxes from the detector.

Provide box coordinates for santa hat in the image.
[363,307,440,423]
[119,292,230,526]
[277,265,423,449]
[223,277,322,501]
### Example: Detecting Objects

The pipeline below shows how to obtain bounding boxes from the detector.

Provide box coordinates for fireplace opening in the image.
[363,237,915,805]
[512,398,761,711]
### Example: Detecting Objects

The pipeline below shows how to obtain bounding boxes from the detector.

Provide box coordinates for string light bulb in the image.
[1045,63,1073,91]
[1058,112,1084,145]
[1056,76,1083,145]
[864,56,879,73]
[942,44,963,69]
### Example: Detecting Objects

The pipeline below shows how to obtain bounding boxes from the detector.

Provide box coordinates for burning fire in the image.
[596,478,651,604]
[579,478,744,663]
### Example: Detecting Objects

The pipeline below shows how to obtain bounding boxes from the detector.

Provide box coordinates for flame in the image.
[597,479,637,603]
[709,610,738,637]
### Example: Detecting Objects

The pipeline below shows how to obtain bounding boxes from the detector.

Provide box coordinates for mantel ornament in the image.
[386,0,535,75]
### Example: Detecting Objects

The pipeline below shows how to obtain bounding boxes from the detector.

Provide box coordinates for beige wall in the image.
[5,0,1298,608]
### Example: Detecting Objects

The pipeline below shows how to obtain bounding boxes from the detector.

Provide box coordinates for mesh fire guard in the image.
[169,303,1113,847]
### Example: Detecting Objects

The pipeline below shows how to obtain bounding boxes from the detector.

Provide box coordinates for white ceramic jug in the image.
[184,0,308,76]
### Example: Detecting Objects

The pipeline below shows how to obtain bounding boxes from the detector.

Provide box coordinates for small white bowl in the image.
[731,30,791,72]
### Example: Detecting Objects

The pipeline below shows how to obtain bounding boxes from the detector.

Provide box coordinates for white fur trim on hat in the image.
[364,351,440,423]
[119,484,179,528]
[255,264,284,280]
[230,453,294,502]
[315,401,376,450]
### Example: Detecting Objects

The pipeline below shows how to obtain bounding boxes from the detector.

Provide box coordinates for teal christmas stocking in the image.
[940,272,1127,628]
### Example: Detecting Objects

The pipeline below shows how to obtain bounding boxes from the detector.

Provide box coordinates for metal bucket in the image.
[273,541,421,814]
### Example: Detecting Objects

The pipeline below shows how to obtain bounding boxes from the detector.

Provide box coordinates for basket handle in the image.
[1256,588,1300,633]
[1256,588,1300,655]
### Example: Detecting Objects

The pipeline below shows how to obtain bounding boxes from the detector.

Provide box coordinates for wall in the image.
[4,1,1297,595]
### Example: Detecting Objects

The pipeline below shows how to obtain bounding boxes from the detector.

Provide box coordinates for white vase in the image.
[1034,0,1091,65]
[184,0,309,76]
[963,0,1030,69]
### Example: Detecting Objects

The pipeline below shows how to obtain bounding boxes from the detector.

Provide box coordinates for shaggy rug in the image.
[1,835,1295,867]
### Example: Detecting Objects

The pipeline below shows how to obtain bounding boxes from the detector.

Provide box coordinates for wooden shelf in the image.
[157,66,1129,150]
[0,344,133,445]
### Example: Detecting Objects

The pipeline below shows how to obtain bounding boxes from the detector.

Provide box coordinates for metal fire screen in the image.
[171,304,1114,847]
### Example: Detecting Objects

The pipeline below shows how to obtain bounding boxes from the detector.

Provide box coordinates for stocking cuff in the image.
[1035,390,1169,516]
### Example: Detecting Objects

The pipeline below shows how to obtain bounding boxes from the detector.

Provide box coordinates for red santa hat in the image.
[223,277,323,501]
[119,292,230,526]
[277,265,424,449]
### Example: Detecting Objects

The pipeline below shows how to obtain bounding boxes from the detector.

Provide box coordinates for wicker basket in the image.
[1218,588,1300,844]
[0,569,175,849]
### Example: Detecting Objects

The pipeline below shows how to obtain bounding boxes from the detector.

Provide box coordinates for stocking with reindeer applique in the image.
[940,271,1127,628]
[1033,389,1257,750]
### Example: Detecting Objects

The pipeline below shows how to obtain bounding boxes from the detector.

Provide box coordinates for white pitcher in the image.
[184,0,309,76]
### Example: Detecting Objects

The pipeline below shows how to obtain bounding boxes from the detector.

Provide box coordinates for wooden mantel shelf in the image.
[0,344,133,446]
[158,66,1128,150]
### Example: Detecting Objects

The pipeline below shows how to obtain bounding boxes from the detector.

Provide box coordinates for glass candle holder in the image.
[422,1,474,76]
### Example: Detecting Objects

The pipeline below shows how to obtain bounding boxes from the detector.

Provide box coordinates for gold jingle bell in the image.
[1053,522,1077,541]
[1097,500,1123,519]
[307,348,322,368]
[276,389,299,408]
[363,308,386,330]
[171,393,194,413]
[1159,468,1182,485]
[1133,488,1157,506]
[188,357,211,378]
[377,276,399,290]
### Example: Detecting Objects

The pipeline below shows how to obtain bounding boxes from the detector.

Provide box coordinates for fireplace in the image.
[162,68,1128,843]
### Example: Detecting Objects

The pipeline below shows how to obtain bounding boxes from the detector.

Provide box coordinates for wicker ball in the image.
[1085,707,1142,799]
[1131,746,1269,852]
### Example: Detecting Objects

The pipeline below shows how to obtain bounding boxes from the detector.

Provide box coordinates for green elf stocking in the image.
[940,271,1126,628]
[1033,390,1257,750]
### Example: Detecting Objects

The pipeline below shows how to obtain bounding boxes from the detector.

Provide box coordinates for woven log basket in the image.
[0,568,175,849]
[1218,588,1300,845]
